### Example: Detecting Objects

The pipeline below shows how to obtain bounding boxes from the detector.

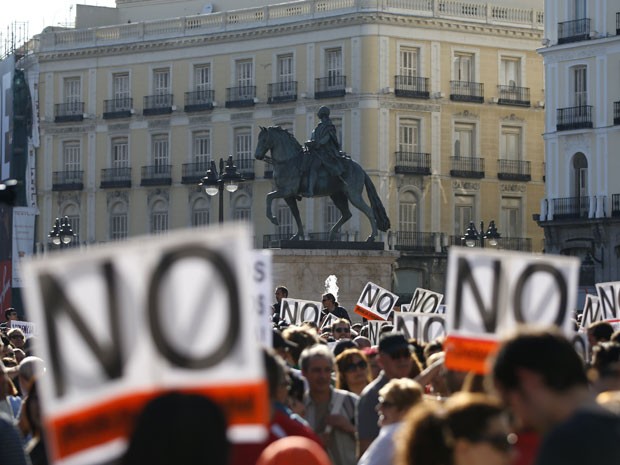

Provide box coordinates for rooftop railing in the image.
[39,0,543,51]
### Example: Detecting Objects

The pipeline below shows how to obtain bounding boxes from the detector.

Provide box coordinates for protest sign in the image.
[368,320,391,345]
[595,281,620,323]
[320,312,338,331]
[280,298,322,326]
[10,320,35,338]
[393,312,446,343]
[580,294,601,329]
[251,250,273,348]
[409,288,444,313]
[353,282,398,321]
[444,247,579,374]
[21,225,268,464]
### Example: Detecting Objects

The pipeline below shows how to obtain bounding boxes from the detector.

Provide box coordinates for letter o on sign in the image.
[148,246,241,369]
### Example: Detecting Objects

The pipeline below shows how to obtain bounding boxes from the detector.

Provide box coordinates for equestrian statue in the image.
[254,106,390,242]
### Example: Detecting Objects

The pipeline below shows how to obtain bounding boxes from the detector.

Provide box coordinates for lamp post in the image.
[461,220,501,248]
[199,155,244,224]
[48,216,76,249]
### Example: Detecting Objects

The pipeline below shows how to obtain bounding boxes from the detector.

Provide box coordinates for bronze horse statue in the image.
[254,126,390,242]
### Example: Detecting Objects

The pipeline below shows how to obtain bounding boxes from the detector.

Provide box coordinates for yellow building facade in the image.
[32,0,545,295]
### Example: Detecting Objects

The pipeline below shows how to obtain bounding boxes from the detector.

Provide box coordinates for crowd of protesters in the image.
[3,284,620,465]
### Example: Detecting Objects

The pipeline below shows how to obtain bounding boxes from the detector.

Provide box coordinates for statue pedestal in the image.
[270,247,399,322]
[273,240,385,251]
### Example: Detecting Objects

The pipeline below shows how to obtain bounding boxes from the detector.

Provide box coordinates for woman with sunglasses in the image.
[358,378,423,465]
[335,349,372,395]
[396,393,516,465]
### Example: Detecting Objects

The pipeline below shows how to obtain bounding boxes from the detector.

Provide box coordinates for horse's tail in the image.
[363,173,391,232]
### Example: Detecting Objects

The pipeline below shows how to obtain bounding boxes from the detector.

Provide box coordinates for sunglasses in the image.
[344,360,368,373]
[334,327,350,333]
[472,433,518,453]
[9,335,24,340]
[388,349,410,360]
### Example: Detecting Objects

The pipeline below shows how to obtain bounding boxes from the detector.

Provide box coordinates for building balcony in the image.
[552,196,589,219]
[52,170,84,191]
[496,85,530,107]
[612,194,620,217]
[558,18,591,44]
[394,151,431,175]
[54,102,84,122]
[557,105,593,131]
[235,157,255,180]
[315,76,346,99]
[450,81,484,103]
[140,165,172,186]
[225,86,256,108]
[181,161,210,184]
[184,90,214,112]
[450,156,484,178]
[617,12,620,35]
[394,76,430,99]
[103,98,132,119]
[100,167,131,188]
[268,81,297,104]
[497,159,531,181]
[390,231,438,252]
[143,94,173,116]
[614,101,620,125]
[497,237,532,252]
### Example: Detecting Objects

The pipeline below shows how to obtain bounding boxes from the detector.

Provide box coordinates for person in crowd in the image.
[0,411,31,465]
[358,378,423,465]
[321,293,351,322]
[3,308,19,326]
[256,436,331,465]
[587,321,614,356]
[357,333,413,456]
[122,392,229,465]
[353,336,371,349]
[273,329,297,366]
[16,357,45,399]
[287,370,308,420]
[588,341,620,393]
[272,286,289,322]
[22,382,47,465]
[362,347,381,380]
[301,344,358,465]
[0,360,21,420]
[611,329,620,344]
[395,393,516,465]
[409,339,427,368]
[331,318,352,341]
[333,339,357,358]
[423,339,443,365]
[7,329,26,351]
[282,325,320,369]
[335,348,372,395]
[492,328,620,465]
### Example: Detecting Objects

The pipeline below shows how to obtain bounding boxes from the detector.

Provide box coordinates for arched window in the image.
[399,191,418,232]
[572,153,588,198]
[233,194,251,222]
[191,196,210,227]
[109,201,128,240]
[150,199,168,234]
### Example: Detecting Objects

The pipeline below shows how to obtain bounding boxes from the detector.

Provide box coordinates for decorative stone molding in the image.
[57,192,81,208]
[42,124,95,134]
[108,123,130,132]
[452,180,479,191]
[189,115,212,125]
[563,133,591,156]
[106,191,129,208]
[500,183,526,192]
[500,113,524,122]
[231,112,254,121]
[147,188,170,205]
[382,101,440,113]
[396,176,424,190]
[453,109,478,120]
[148,118,170,129]
[272,108,296,117]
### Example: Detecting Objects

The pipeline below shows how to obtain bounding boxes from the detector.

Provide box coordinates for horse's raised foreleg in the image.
[328,192,352,241]
[284,196,304,240]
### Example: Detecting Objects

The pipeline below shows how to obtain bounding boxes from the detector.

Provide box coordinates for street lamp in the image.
[462,220,501,248]
[48,216,76,249]
[199,155,244,223]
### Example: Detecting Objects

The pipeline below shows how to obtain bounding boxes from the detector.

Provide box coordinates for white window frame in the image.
[153,68,170,95]
[150,199,168,235]
[111,137,129,168]
[571,65,588,107]
[192,130,211,166]
[501,196,522,238]
[324,46,343,88]
[500,126,523,161]
[112,72,130,100]
[454,122,476,157]
[454,195,475,238]
[62,140,81,171]
[110,202,128,241]
[399,190,419,232]
[398,118,421,153]
[193,64,211,92]
[191,197,210,227]
[234,127,253,171]
[151,134,169,170]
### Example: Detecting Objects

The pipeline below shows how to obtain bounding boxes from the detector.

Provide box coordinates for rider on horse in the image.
[304,106,348,196]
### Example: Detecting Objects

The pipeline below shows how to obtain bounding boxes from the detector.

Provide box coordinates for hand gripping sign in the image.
[21,225,268,465]
[353,282,399,321]
[444,247,579,375]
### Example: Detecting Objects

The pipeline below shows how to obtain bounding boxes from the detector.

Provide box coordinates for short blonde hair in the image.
[378,378,423,412]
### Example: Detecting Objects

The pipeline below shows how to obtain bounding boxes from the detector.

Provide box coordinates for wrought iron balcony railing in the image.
[450,156,485,178]
[617,12,620,35]
[103,97,132,119]
[613,194,620,217]
[497,237,532,252]
[394,151,431,175]
[100,167,131,188]
[394,76,430,99]
[140,164,172,186]
[234,157,255,180]
[181,161,210,184]
[184,90,215,112]
[225,86,256,108]
[558,18,591,44]
[268,81,298,104]
[52,170,84,190]
[450,81,484,103]
[143,94,173,116]
[391,231,438,252]
[54,102,84,122]
[497,159,531,181]
[315,75,346,99]
[557,105,593,131]
[614,101,620,125]
[552,196,589,219]
[497,85,530,106]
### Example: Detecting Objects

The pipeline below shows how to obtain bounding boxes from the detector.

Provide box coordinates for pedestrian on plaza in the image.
[356,333,413,456]
[492,328,620,465]
[301,344,358,465]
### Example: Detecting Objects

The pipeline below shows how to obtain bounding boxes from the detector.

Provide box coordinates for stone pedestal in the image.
[270,248,400,322]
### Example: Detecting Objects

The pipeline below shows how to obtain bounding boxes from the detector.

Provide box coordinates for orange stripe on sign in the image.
[444,334,499,375]
[353,305,386,321]
[47,382,269,460]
